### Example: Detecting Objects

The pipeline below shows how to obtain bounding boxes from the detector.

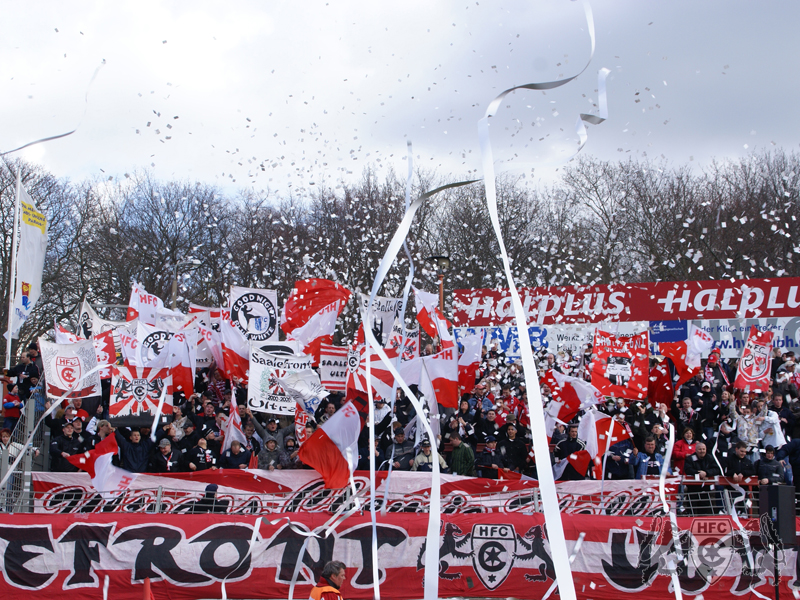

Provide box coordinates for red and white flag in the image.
[109,365,172,425]
[295,403,310,445]
[544,369,603,425]
[285,300,346,366]
[282,279,350,331]
[126,282,164,326]
[385,319,420,361]
[346,345,420,402]
[422,347,459,408]
[298,395,369,488]
[67,434,137,499]
[734,325,774,392]
[54,321,80,344]
[659,324,714,387]
[219,309,250,384]
[578,409,632,479]
[457,332,483,392]
[220,406,248,455]
[319,344,348,392]
[413,287,454,349]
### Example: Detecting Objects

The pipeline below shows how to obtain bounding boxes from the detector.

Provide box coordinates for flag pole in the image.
[5,165,22,370]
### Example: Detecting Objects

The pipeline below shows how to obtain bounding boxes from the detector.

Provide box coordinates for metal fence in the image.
[1,387,47,512]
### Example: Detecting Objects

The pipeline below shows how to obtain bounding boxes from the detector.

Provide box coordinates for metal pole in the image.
[14,398,36,513]
[5,167,22,370]
[0,445,9,511]
[438,273,444,313]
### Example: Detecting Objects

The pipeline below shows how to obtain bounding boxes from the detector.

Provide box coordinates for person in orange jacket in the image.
[310,561,347,600]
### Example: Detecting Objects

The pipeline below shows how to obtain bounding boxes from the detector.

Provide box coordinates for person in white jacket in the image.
[758,404,786,450]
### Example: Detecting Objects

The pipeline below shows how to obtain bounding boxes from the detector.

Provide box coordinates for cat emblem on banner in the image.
[471,523,517,590]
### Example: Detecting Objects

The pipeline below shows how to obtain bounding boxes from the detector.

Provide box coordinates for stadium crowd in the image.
[4,339,800,497]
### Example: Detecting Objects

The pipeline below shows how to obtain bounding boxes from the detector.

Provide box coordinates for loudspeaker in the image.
[759,485,797,547]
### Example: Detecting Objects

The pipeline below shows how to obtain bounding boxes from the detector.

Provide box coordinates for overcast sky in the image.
[2,1,798,198]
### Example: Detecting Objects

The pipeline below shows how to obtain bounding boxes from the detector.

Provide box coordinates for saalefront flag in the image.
[298,394,369,489]
[285,301,346,366]
[357,293,401,345]
[457,332,483,392]
[734,325,774,392]
[422,347,459,408]
[39,338,102,401]
[413,287,454,349]
[659,324,714,387]
[8,185,48,339]
[229,286,280,342]
[126,282,164,326]
[319,344,348,392]
[67,434,137,499]
[591,329,650,399]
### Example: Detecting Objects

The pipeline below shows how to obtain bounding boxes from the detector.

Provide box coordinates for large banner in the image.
[454,277,800,326]
[247,348,313,415]
[31,470,676,517]
[1,510,797,600]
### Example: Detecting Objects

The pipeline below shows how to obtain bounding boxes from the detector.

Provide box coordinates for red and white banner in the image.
[285,300,345,365]
[219,309,250,383]
[457,332,483,392]
[591,330,650,399]
[659,323,714,387]
[109,365,172,425]
[453,276,800,326]
[319,344,348,392]
[31,470,676,516]
[385,320,420,361]
[3,509,797,600]
[734,325,774,392]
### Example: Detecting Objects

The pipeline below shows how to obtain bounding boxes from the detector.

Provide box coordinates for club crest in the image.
[471,523,516,590]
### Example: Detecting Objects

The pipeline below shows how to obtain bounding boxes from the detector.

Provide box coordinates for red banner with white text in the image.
[453,276,800,326]
[0,512,797,600]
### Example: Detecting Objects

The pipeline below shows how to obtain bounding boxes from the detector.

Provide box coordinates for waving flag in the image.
[385,319,420,361]
[345,344,420,402]
[413,287,454,349]
[422,347,459,408]
[220,406,248,455]
[659,324,714,387]
[126,282,164,326]
[457,332,483,392]
[54,322,80,344]
[546,369,603,423]
[39,338,102,401]
[67,435,137,499]
[298,394,369,489]
[278,368,329,416]
[282,279,351,331]
[285,300,346,366]
[219,309,250,383]
[229,286,279,342]
[578,409,632,479]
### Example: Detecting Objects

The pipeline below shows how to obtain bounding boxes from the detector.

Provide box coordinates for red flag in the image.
[219,309,249,384]
[282,278,351,334]
[545,369,603,424]
[591,330,649,399]
[659,324,714,387]
[422,347,459,408]
[285,301,346,366]
[457,333,482,392]
[734,325,774,392]
[647,362,673,407]
[67,434,138,497]
[577,410,632,479]
[298,395,368,488]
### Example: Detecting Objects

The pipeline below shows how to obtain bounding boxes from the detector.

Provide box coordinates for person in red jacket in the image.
[310,561,347,600]
[671,426,697,476]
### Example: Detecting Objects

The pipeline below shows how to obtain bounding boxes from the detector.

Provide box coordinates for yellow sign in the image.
[21,201,47,235]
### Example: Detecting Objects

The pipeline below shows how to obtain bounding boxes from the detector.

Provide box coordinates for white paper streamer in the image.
[149,383,170,442]
[0,60,106,156]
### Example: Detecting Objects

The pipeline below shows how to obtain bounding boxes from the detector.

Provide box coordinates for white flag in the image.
[8,187,48,338]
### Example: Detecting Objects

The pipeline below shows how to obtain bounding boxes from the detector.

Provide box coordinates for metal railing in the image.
[1,389,46,513]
